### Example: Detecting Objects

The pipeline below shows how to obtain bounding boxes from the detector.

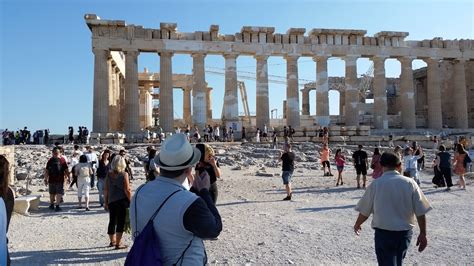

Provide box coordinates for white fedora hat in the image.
[154,133,201,171]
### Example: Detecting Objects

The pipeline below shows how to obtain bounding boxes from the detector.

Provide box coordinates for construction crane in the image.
[220,81,252,127]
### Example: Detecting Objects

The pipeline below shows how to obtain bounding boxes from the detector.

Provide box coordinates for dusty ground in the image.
[8,145,474,265]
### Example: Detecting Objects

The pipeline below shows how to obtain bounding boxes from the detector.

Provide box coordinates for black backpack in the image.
[48,157,63,177]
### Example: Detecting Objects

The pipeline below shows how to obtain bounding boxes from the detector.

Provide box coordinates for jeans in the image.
[374,228,413,266]
[97,178,105,205]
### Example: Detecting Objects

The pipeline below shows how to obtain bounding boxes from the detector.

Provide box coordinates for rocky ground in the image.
[7,143,474,265]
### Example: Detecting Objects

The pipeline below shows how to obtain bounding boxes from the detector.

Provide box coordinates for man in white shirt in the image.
[84,146,98,189]
[353,151,432,265]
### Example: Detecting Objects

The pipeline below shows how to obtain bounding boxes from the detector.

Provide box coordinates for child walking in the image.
[320,143,333,176]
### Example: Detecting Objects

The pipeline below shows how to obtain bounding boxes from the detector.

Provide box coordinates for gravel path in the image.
[8,149,474,265]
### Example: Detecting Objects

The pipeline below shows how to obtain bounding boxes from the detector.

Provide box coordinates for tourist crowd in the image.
[0,125,472,265]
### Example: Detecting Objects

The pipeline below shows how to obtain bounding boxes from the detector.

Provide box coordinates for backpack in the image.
[47,157,63,177]
[125,187,189,266]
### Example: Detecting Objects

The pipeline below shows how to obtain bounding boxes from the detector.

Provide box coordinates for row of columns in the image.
[300,56,469,129]
[92,49,470,133]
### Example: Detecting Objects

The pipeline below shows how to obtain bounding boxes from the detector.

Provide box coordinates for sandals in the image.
[115,244,128,250]
[109,242,115,247]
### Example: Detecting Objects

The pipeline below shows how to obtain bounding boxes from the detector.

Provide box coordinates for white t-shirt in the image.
[85,151,98,170]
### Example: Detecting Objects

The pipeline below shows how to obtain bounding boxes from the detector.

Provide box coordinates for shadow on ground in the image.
[297,204,356,212]
[261,186,360,195]
[11,246,127,264]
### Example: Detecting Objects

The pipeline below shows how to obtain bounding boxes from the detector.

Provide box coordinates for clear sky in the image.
[1,0,473,134]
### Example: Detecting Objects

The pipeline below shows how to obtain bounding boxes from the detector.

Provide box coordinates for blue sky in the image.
[1,0,473,134]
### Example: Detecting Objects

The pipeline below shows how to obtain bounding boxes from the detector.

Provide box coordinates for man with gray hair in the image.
[353,151,432,265]
[131,133,221,265]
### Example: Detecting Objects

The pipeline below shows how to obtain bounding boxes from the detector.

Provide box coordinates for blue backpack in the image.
[125,187,182,266]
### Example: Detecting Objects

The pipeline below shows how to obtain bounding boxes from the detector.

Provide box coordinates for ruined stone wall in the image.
[467,61,474,128]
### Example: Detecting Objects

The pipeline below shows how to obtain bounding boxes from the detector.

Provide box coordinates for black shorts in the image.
[355,165,367,176]
[322,161,330,168]
[49,182,64,195]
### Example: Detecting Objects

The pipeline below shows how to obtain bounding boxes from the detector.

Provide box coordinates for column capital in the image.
[158,51,174,57]
[191,52,206,59]
[123,49,140,57]
[285,54,299,62]
[371,55,388,62]
[344,55,360,62]
[397,56,415,64]
[423,57,442,64]
[223,53,238,60]
[312,55,328,62]
[453,58,467,64]
[92,48,110,56]
[254,54,269,61]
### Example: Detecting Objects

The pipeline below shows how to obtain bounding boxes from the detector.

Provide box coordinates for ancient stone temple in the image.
[85,14,474,135]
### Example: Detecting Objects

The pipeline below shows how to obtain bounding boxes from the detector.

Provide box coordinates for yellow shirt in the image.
[355,170,432,231]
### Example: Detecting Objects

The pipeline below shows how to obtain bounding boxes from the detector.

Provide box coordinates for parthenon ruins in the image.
[85,14,474,136]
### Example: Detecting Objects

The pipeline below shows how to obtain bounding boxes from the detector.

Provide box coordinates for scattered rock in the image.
[16,172,29,181]
[257,241,265,246]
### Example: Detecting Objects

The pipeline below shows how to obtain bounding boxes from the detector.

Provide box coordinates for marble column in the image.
[192,53,207,128]
[314,56,330,126]
[398,57,417,129]
[183,86,192,125]
[206,87,212,124]
[453,59,469,129]
[139,83,153,129]
[372,56,388,129]
[109,68,122,131]
[339,90,345,118]
[124,50,140,133]
[223,54,239,122]
[344,55,360,126]
[301,88,310,115]
[159,51,174,132]
[255,55,270,129]
[92,48,110,133]
[426,58,443,129]
[286,55,300,127]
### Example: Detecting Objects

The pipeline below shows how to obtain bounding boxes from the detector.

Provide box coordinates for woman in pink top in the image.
[371,148,383,179]
[335,149,345,186]
[453,143,468,190]
[320,143,333,176]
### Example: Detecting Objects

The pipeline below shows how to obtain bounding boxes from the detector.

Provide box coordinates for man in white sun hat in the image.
[130,133,222,265]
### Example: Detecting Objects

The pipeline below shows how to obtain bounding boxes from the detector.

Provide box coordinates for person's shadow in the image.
[11,246,127,264]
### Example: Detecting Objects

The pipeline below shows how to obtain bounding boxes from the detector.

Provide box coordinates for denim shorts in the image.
[282,171,293,185]
[337,166,344,172]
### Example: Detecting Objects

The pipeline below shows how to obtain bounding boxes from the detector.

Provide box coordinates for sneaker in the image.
[49,204,55,210]
[445,187,451,191]
[357,185,361,189]
[283,195,292,201]
[329,173,334,176]
[85,207,90,211]
[55,205,62,212]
